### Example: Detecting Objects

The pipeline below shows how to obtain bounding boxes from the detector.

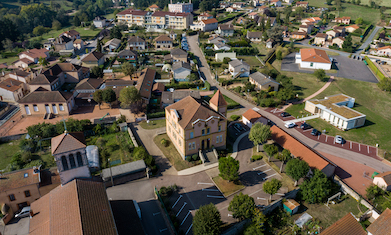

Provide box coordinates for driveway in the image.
[0,217,30,235]
[281,53,378,83]
[356,26,382,54]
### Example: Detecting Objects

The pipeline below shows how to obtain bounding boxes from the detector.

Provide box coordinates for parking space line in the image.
[176,202,187,217]
[181,211,191,226]
[253,164,267,170]
[367,145,370,153]
[263,173,277,180]
[359,144,361,151]
[276,193,285,196]
[257,197,267,200]
[159,228,168,233]
[207,195,225,199]
[202,188,219,192]
[350,141,352,149]
[228,214,233,217]
[258,169,271,175]
[186,224,193,235]
[318,135,320,140]
[325,136,328,142]
[249,189,262,196]
[172,195,183,209]
[153,212,161,216]
[197,182,214,185]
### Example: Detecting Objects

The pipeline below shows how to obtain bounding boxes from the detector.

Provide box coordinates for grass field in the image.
[139,119,166,130]
[212,176,245,197]
[287,77,391,152]
[0,0,74,10]
[31,26,100,42]
[0,139,22,170]
[0,56,19,65]
[238,56,262,68]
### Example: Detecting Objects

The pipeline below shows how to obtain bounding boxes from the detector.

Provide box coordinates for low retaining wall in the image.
[127,127,139,148]
[0,133,25,142]
[333,175,373,210]
[262,189,300,215]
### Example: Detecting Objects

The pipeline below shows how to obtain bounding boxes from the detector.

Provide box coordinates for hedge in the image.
[147,111,166,119]
[230,47,259,55]
[365,56,386,80]
[361,24,373,42]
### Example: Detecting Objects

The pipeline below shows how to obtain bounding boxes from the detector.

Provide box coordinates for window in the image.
[192,142,195,149]
[188,143,192,150]
[9,194,15,201]
[61,156,69,171]
[218,125,221,132]
[69,154,76,168]
[76,152,83,167]
[33,105,38,112]
[216,136,219,143]
[59,104,64,111]
[179,140,182,146]
[310,62,314,67]
[190,132,194,139]
[220,135,223,143]
[202,129,205,135]
[207,128,210,134]
[24,190,31,197]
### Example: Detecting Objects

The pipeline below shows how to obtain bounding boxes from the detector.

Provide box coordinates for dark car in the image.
[311,129,320,136]
[280,112,290,117]
[300,123,312,130]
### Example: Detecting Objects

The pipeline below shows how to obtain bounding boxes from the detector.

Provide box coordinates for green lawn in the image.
[238,56,263,68]
[0,56,18,65]
[288,77,391,152]
[31,26,100,42]
[0,0,74,10]
[0,139,22,170]
[285,103,311,119]
[251,43,271,58]
[139,119,166,130]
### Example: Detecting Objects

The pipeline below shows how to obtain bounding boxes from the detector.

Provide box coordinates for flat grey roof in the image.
[101,160,146,181]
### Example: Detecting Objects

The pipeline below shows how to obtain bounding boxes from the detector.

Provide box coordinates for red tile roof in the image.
[367,208,391,235]
[154,34,173,42]
[242,109,263,123]
[149,4,159,9]
[374,171,391,186]
[0,78,23,92]
[51,132,86,155]
[19,48,48,60]
[210,90,227,107]
[300,48,331,64]
[201,18,218,24]
[0,168,40,192]
[117,9,148,16]
[321,213,366,235]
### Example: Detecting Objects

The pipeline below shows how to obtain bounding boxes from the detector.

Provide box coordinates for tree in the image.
[52,20,62,30]
[378,78,391,91]
[300,169,331,203]
[73,15,81,26]
[276,12,281,24]
[326,0,332,5]
[102,88,116,109]
[38,57,49,67]
[252,208,266,231]
[93,90,103,109]
[286,158,309,185]
[121,62,136,77]
[357,0,361,5]
[276,50,283,60]
[366,184,382,200]
[96,39,102,52]
[33,25,49,36]
[263,178,282,204]
[110,26,122,39]
[277,88,294,101]
[275,149,292,173]
[119,86,141,108]
[91,66,103,78]
[266,25,284,43]
[356,17,363,25]
[249,123,271,152]
[342,34,353,53]
[314,69,326,81]
[187,73,198,82]
[218,156,240,182]
[263,144,278,160]
[2,39,13,52]
[193,203,221,235]
[228,193,255,220]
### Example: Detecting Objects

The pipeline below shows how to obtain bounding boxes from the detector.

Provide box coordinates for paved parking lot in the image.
[228,121,249,137]
[0,217,30,235]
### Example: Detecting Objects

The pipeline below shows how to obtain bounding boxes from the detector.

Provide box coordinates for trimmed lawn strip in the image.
[212,176,245,197]
[285,103,311,119]
[139,119,166,130]
[154,134,198,171]
[238,56,262,68]
[0,139,22,169]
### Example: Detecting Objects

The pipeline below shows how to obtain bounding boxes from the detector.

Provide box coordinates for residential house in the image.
[164,48,188,63]
[150,11,193,29]
[295,1,309,8]
[266,38,275,48]
[232,2,246,8]
[154,35,173,50]
[117,49,138,65]
[73,39,85,50]
[260,17,277,27]
[220,2,230,8]
[366,208,391,235]
[305,94,366,130]
[270,0,282,7]
[332,37,345,48]
[271,125,336,177]
[60,30,81,40]
[198,12,213,21]
[51,132,91,185]
[215,52,236,62]
[373,172,391,191]
[172,61,192,81]
[169,30,177,40]
[116,9,148,27]
[165,90,227,158]
[333,26,346,36]
[228,60,250,78]
[149,4,160,12]
[226,7,238,12]
[29,179,118,235]
[128,36,147,50]
[152,82,165,95]
[93,16,109,28]
[299,24,313,34]
[249,72,279,91]
[217,24,235,37]
[8,69,34,83]
[345,25,359,33]
[258,5,269,14]
[135,68,156,103]
[252,0,262,6]
[54,35,74,55]
[0,78,24,102]
[47,63,89,84]
[161,90,201,108]
[28,73,61,91]
[374,46,391,56]
[214,42,231,51]
[74,78,103,101]
[242,108,268,128]
[19,88,75,116]
[208,36,228,44]
[199,18,219,32]
[326,29,341,40]
[334,16,351,25]
[295,48,332,70]
[248,12,259,19]
[301,17,321,25]
[168,2,193,13]
[81,51,105,68]
[247,31,263,42]
[13,58,34,69]
[314,33,328,45]
[103,38,121,52]
[321,213,366,235]
[15,48,50,68]
[283,0,294,3]
[290,31,307,40]
[236,17,246,25]
[0,168,41,213]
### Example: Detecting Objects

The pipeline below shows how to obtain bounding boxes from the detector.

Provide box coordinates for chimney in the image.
[30,210,34,218]
[49,69,53,76]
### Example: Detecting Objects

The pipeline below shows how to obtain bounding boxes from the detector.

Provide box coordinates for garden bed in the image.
[212,176,245,197]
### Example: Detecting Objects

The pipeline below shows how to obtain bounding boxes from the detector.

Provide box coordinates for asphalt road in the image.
[356,26,382,54]
[187,34,391,173]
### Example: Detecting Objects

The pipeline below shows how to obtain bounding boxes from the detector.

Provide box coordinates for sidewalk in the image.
[284,114,319,123]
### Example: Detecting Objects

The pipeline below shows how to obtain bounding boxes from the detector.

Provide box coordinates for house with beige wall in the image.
[0,78,25,102]
[373,172,391,191]
[305,94,366,130]
[0,168,41,213]
[249,72,279,91]
[314,33,327,45]
[154,35,173,50]
[332,37,345,48]
[81,51,105,68]
[165,90,227,158]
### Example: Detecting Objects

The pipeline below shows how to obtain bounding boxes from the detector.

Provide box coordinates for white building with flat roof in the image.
[169,2,193,13]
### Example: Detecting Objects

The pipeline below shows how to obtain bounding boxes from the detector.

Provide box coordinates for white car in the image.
[15,207,30,218]
[335,135,344,144]
[284,122,296,128]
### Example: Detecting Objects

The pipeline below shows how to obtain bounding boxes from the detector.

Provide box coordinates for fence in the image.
[154,187,177,235]
[365,56,386,81]
[127,127,139,147]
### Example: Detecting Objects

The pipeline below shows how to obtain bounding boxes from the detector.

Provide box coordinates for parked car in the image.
[284,122,296,128]
[280,112,290,117]
[311,129,320,136]
[335,135,344,144]
[15,207,31,218]
[300,123,312,130]
[235,123,243,131]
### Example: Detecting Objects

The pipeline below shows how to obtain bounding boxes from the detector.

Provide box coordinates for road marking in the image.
[325,135,328,142]
[249,189,263,196]
[258,169,271,175]
[202,188,219,192]
[198,182,214,185]
[350,141,352,149]
[228,214,233,217]
[368,145,370,153]
[253,164,267,170]
[318,135,320,140]
[186,224,193,235]
[153,212,161,216]
[160,228,168,233]
[263,173,277,180]
[172,195,183,209]
[253,107,260,112]
[359,144,361,151]
[207,195,225,199]
[276,193,285,196]
[181,211,191,225]
[176,202,187,217]
[257,197,267,200]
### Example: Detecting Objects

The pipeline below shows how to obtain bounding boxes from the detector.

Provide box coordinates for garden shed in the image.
[283,199,300,215]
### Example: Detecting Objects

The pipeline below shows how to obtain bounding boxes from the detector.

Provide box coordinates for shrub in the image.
[185,156,192,162]
[263,144,278,156]
[258,98,276,107]
[192,154,199,161]
[252,155,263,161]
[147,111,165,119]
[161,138,169,147]
[230,115,240,121]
